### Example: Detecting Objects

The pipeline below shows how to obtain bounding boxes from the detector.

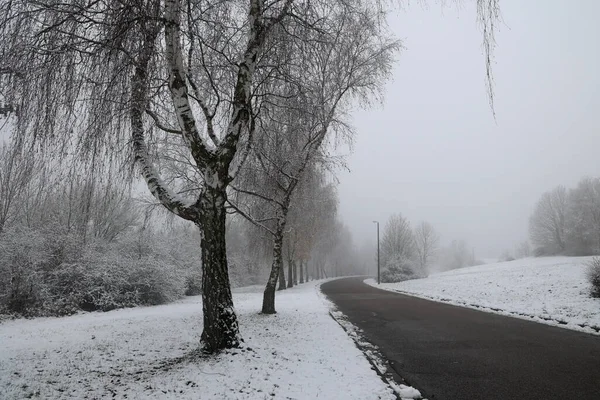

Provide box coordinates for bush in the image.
[47,253,185,314]
[184,270,203,296]
[0,227,188,317]
[381,256,425,283]
[49,262,138,313]
[587,257,600,298]
[0,227,48,316]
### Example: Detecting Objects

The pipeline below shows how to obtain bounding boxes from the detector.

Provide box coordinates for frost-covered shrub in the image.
[0,228,94,315]
[0,226,188,316]
[115,226,203,297]
[46,251,185,314]
[48,262,136,313]
[381,256,425,283]
[0,227,48,315]
[38,225,84,271]
[587,257,600,298]
[184,271,203,296]
[124,257,185,305]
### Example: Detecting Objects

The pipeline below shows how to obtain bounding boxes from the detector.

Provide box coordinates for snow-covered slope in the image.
[0,281,401,400]
[366,256,600,334]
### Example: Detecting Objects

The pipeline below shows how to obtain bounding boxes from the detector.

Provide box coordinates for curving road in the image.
[321,277,600,400]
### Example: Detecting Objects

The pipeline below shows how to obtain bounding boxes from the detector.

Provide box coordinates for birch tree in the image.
[285,169,338,285]
[0,0,295,352]
[230,1,399,313]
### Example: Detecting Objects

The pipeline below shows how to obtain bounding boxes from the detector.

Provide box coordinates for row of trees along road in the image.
[0,0,499,352]
[0,134,357,316]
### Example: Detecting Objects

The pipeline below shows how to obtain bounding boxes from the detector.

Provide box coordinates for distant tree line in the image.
[529,177,600,257]
[528,177,600,298]
[377,213,490,283]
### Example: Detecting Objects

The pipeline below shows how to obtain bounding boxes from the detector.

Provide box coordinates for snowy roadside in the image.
[365,256,600,334]
[1,280,397,400]
[325,307,423,400]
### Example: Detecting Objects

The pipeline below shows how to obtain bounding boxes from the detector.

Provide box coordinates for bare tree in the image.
[379,214,426,283]
[0,0,298,352]
[381,214,415,266]
[529,186,567,255]
[230,2,398,314]
[414,221,439,271]
[565,177,600,255]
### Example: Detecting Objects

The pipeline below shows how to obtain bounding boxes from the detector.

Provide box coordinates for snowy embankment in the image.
[0,280,401,400]
[366,256,600,334]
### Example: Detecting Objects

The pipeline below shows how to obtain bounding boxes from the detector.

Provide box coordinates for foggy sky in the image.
[338,0,600,258]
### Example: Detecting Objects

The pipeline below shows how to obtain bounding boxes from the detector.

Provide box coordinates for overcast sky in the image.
[337,0,600,258]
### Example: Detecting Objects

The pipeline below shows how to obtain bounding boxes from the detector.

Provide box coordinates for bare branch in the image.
[226,199,276,237]
[145,109,182,135]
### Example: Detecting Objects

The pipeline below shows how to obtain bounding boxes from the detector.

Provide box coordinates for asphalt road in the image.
[321,277,600,400]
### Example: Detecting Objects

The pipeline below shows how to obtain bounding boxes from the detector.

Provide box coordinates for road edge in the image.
[316,279,425,400]
[363,278,600,335]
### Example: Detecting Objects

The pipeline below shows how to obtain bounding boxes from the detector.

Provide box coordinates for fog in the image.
[338,0,600,258]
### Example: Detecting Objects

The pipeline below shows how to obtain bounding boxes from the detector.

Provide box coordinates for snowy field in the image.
[366,256,600,334]
[0,281,405,400]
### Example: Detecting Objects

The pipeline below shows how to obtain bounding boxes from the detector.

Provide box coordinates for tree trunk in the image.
[277,263,286,290]
[304,261,308,282]
[304,262,309,282]
[299,260,304,284]
[131,27,240,352]
[315,261,320,279]
[321,263,328,279]
[305,262,309,282]
[287,258,294,288]
[293,260,298,285]
[198,186,240,352]
[262,217,286,314]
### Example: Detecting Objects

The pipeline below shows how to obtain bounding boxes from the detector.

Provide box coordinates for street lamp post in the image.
[373,221,380,284]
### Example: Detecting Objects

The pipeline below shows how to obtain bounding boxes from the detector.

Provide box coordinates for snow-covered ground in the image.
[0,280,411,400]
[366,256,600,334]
[329,310,422,400]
